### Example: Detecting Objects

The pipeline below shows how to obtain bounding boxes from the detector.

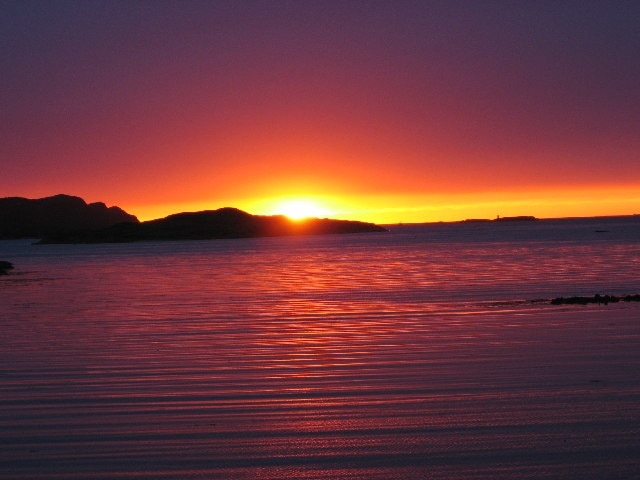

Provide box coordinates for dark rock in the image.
[550,293,640,305]
[37,207,387,244]
[0,194,138,239]
[0,260,14,275]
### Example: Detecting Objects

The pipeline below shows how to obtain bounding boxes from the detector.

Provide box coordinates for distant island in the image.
[461,215,538,223]
[0,194,386,244]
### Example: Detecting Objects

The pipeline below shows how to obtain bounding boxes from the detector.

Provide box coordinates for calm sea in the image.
[1,217,640,479]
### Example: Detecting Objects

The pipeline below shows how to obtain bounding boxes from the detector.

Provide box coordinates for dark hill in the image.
[0,194,139,239]
[37,207,387,244]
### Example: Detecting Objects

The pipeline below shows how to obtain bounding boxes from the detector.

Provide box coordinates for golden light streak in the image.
[126,185,639,224]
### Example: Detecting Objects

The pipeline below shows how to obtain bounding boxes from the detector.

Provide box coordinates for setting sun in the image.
[271,198,332,220]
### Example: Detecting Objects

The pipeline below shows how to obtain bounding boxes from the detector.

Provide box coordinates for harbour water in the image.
[1,216,640,479]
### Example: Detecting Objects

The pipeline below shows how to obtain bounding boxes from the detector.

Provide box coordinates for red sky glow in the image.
[2,1,639,223]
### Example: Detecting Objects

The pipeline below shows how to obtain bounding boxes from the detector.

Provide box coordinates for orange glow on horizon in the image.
[265,198,332,220]
[5,2,639,237]
[123,184,640,225]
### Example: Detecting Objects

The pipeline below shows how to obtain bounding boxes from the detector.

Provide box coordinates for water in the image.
[1,217,640,479]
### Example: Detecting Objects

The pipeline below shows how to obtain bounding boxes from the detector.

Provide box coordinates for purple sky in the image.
[2,1,639,221]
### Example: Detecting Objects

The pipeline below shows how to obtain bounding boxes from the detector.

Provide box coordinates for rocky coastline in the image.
[0,194,138,239]
[36,208,387,244]
[0,195,387,244]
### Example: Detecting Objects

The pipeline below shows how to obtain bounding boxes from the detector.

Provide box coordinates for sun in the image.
[274,198,331,220]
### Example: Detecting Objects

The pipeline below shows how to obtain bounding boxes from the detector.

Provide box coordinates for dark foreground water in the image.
[1,217,640,479]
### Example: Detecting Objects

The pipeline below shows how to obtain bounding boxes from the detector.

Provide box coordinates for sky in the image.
[2,0,639,223]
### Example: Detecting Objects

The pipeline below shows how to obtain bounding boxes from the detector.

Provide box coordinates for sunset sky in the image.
[2,1,639,223]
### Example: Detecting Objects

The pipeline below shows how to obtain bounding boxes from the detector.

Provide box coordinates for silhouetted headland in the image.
[0,194,138,239]
[37,208,387,243]
[0,194,386,244]
[32,206,386,244]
